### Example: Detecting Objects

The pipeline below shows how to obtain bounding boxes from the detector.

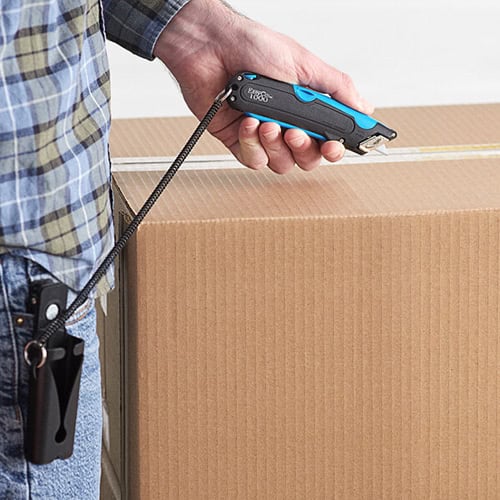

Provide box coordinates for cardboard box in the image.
[100,105,500,499]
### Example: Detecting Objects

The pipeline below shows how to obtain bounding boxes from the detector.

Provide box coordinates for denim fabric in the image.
[0,254,102,499]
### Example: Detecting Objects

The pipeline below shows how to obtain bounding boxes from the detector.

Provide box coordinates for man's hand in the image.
[153,0,374,173]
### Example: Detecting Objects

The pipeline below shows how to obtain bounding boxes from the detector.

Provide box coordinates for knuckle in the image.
[269,161,294,175]
[239,135,260,148]
[298,158,321,171]
[340,71,354,89]
[239,152,268,170]
[244,159,267,170]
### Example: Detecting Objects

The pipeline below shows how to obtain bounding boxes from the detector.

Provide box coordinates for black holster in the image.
[25,281,84,465]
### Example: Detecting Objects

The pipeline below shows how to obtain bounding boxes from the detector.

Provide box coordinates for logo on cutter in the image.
[247,87,273,103]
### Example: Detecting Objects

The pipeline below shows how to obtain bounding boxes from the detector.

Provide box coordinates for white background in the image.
[107,0,500,118]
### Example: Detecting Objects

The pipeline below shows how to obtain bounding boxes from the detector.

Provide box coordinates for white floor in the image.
[107,0,500,118]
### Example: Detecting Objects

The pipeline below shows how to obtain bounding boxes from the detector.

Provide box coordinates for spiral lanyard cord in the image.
[24,87,233,369]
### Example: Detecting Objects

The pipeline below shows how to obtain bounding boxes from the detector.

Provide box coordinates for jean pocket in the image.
[65,298,98,354]
[65,298,93,327]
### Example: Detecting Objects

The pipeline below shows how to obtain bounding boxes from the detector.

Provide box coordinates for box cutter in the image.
[226,72,397,155]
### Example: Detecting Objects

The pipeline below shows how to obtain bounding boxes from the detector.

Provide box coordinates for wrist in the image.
[153,0,239,72]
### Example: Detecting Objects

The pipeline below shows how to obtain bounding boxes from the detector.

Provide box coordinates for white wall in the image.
[107,0,500,118]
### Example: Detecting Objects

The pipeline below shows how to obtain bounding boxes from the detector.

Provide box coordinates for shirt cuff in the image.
[103,0,191,60]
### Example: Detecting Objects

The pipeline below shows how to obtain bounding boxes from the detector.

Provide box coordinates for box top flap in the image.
[113,158,500,222]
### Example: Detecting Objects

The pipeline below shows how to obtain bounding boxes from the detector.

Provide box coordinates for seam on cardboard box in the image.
[111,145,500,172]
[131,207,500,225]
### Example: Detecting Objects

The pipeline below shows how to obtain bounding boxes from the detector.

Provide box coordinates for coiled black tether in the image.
[24,87,232,369]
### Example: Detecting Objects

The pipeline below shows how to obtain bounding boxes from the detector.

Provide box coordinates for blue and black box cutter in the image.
[226,72,397,155]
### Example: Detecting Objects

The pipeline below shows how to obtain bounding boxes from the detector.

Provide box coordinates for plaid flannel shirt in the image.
[0,0,189,296]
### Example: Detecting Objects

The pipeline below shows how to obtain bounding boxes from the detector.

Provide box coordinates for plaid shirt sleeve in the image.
[103,0,191,60]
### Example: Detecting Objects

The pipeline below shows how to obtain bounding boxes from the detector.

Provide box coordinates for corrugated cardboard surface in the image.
[100,105,500,499]
[109,103,500,158]
[114,159,500,221]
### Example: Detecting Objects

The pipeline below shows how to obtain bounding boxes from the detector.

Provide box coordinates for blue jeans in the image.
[0,255,102,499]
